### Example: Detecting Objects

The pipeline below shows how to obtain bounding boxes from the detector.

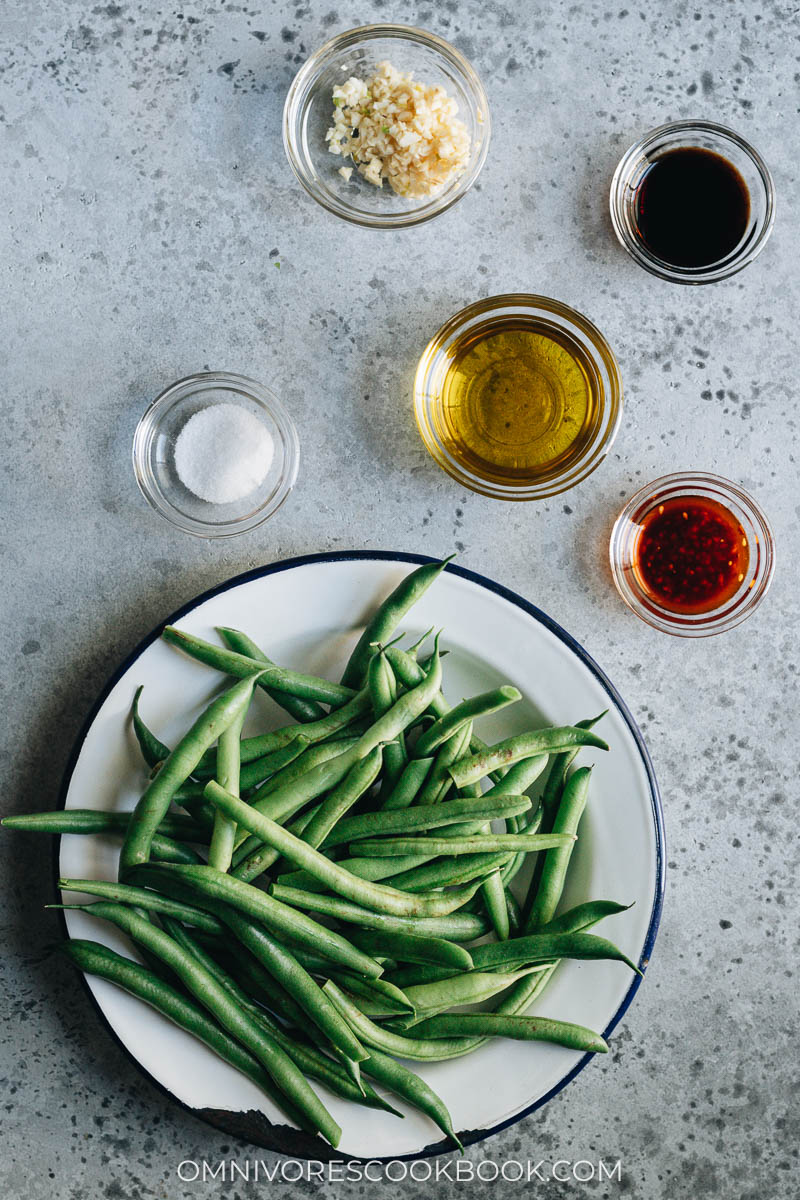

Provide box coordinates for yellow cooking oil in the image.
[435,317,599,485]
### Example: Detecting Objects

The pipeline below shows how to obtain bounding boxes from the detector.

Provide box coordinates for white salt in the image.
[174,404,274,505]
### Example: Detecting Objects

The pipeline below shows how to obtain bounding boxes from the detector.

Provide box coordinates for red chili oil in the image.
[633,494,749,615]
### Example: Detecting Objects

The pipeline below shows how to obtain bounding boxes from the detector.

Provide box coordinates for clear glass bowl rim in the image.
[413,292,624,501]
[282,23,492,229]
[132,371,300,539]
[609,119,776,284]
[609,470,776,636]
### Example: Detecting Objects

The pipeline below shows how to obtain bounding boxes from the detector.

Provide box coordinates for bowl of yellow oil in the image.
[413,294,623,500]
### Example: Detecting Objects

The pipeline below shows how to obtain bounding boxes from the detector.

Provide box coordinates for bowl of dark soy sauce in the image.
[610,121,775,284]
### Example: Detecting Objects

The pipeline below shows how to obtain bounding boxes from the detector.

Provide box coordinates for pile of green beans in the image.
[4,556,641,1152]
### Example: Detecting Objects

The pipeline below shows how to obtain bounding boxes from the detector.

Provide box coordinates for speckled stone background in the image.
[2,0,798,1196]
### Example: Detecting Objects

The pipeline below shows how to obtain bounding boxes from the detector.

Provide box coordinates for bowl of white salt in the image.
[133,372,299,537]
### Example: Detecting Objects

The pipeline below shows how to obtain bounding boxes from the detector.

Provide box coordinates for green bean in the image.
[231,647,442,880]
[340,557,453,689]
[300,747,384,851]
[449,727,609,788]
[237,735,310,792]
[258,1016,400,1114]
[338,854,441,882]
[195,689,373,777]
[458,929,639,973]
[252,1012,401,1114]
[367,651,407,794]
[208,699,247,872]
[271,944,340,975]
[150,834,205,865]
[344,928,473,972]
[348,832,573,858]
[457,750,509,941]
[525,766,592,931]
[384,646,451,720]
[398,912,642,979]
[198,929,340,978]
[119,672,263,877]
[218,627,326,723]
[542,899,633,934]
[131,686,171,769]
[331,972,416,1016]
[225,943,309,1027]
[497,798,545,890]
[476,864,509,941]
[268,887,491,940]
[162,626,354,707]
[321,794,531,850]
[414,686,522,759]
[57,877,223,934]
[409,1013,608,1053]
[383,851,513,893]
[504,887,523,934]
[402,969,557,1059]
[173,793,218,838]
[62,939,314,1132]
[285,802,322,837]
[170,931,355,1053]
[127,863,383,978]
[415,720,472,806]
[231,739,360,874]
[324,981,476,1062]
[265,802,324,877]
[451,761,510,939]
[216,956,400,1114]
[235,735,357,833]
[171,779,208,806]
[161,916,394,1111]
[328,977,600,1063]
[481,952,553,1014]
[381,965,462,990]
[235,638,443,857]
[2,810,207,841]
[211,906,368,1084]
[402,626,433,658]
[472,790,508,938]
[519,714,607,911]
[540,712,608,828]
[206,781,482,918]
[380,756,434,811]
[342,991,412,1020]
[246,737,360,813]
[481,754,550,801]
[232,842,304,887]
[396,968,543,1025]
[361,1047,462,1151]
[277,850,438,893]
[161,915,254,1000]
[386,901,633,990]
[73,901,341,1144]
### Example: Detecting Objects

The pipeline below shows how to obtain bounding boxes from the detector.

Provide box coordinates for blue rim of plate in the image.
[54,549,665,1162]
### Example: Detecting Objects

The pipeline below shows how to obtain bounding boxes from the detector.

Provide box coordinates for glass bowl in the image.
[132,372,299,538]
[283,24,490,229]
[609,120,775,284]
[609,472,775,636]
[413,294,623,501]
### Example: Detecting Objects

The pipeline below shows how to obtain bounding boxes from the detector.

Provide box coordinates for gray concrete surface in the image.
[2,0,798,1196]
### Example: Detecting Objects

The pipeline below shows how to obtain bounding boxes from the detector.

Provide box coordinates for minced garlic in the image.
[325,60,472,198]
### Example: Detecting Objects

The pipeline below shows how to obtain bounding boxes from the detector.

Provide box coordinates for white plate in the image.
[58,552,664,1160]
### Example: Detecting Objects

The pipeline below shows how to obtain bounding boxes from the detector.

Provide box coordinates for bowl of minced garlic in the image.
[326,61,471,197]
[283,25,491,228]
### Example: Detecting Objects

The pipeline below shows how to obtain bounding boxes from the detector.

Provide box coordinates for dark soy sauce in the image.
[634,147,751,268]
